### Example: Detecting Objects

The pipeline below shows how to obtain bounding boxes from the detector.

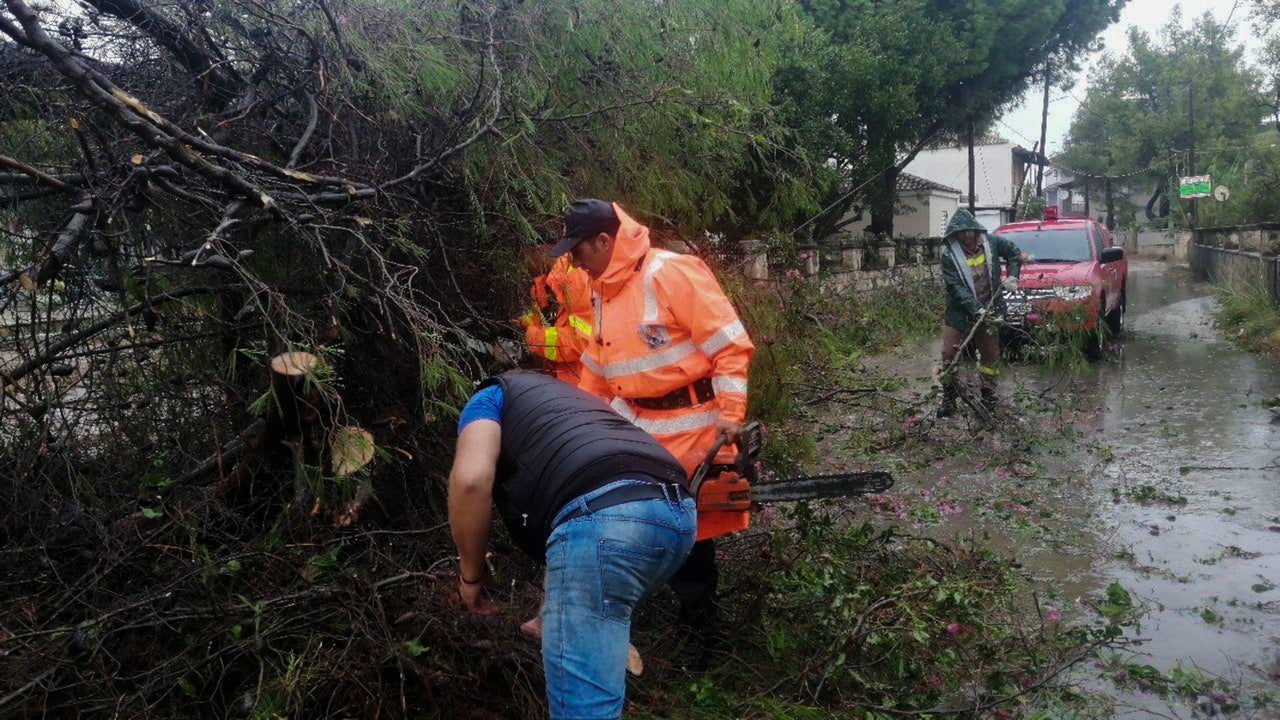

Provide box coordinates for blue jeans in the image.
[542,479,697,720]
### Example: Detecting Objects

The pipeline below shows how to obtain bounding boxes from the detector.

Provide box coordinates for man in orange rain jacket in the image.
[521,254,594,384]
[547,198,754,664]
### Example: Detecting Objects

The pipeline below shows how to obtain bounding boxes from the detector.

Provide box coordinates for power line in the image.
[791,158,903,234]
[1224,0,1242,29]
[996,119,1042,149]
[1046,151,1178,182]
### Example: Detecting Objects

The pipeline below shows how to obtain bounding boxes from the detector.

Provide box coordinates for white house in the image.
[838,172,961,238]
[903,139,1045,231]
[894,173,962,238]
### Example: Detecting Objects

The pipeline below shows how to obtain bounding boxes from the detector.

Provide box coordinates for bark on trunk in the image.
[868,166,900,238]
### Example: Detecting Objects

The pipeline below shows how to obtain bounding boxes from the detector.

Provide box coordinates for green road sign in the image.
[1179,175,1211,199]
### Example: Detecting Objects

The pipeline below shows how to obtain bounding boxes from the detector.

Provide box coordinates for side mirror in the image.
[1100,247,1124,264]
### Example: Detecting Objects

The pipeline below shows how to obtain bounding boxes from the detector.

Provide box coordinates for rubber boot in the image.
[980,378,999,416]
[937,377,958,419]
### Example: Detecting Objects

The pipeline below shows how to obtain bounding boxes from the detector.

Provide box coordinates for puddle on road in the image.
[855,262,1280,714]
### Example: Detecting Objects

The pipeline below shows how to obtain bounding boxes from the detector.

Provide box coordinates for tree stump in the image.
[331,426,376,527]
[215,351,325,504]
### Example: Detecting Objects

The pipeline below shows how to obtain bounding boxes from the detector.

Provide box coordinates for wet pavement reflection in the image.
[872,261,1280,714]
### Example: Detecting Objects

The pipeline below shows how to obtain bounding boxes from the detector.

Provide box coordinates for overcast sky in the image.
[998,0,1260,156]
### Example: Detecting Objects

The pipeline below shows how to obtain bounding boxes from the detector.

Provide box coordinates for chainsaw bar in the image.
[750,471,894,505]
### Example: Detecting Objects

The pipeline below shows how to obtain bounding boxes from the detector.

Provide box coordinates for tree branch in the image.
[81,0,244,106]
[1,284,238,388]
[0,154,79,194]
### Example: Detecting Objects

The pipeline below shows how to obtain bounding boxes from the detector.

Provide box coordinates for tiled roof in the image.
[897,172,962,195]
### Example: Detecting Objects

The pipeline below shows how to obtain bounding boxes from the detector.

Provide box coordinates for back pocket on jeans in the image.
[597,539,667,625]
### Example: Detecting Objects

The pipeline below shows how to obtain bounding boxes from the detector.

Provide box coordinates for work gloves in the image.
[1002,276,1019,292]
[518,309,542,329]
[530,277,550,309]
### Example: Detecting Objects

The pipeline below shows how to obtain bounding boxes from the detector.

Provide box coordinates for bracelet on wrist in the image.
[460,566,488,585]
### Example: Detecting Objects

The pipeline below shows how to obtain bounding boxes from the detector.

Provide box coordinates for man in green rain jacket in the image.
[937,209,1023,417]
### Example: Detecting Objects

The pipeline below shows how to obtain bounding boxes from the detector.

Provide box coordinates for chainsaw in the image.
[689,421,893,512]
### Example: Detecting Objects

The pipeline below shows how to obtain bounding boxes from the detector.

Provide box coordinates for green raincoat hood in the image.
[943,209,987,241]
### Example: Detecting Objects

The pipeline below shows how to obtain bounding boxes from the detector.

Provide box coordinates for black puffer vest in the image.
[486,371,687,560]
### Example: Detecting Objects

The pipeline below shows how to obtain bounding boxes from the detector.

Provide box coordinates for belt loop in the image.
[688,383,698,407]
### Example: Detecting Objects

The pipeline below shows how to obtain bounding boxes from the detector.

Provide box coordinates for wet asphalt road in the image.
[1069,262,1280,709]
[871,261,1280,715]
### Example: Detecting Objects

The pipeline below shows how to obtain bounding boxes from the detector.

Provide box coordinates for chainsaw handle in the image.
[689,434,730,498]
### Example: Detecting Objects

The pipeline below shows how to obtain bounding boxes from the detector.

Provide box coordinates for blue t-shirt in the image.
[457,384,504,435]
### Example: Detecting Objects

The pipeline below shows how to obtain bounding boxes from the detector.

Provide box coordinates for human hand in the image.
[459,578,501,616]
[520,594,546,640]
[1002,276,1019,292]
[974,307,987,320]
[714,419,742,442]
[516,309,541,329]
[520,615,543,640]
[530,278,549,309]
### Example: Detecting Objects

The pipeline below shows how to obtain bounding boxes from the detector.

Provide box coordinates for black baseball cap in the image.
[548,199,619,258]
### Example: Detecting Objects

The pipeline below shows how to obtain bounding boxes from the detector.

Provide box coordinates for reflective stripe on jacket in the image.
[525,255,594,383]
[576,203,754,541]
[939,209,1023,333]
[578,204,753,428]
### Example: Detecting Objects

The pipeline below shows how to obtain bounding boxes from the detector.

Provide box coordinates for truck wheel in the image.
[1083,329,1103,359]
[1105,291,1126,337]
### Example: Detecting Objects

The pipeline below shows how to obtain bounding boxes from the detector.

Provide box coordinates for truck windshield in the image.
[1005,229,1093,263]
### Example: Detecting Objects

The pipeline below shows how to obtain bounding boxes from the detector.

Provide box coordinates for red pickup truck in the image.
[995,207,1128,339]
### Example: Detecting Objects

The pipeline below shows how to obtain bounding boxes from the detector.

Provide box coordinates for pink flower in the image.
[946,622,961,635]
[337,14,350,25]
[1046,609,1061,622]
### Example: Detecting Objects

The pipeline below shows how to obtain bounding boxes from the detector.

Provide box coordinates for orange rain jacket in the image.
[579,204,755,541]
[525,255,594,384]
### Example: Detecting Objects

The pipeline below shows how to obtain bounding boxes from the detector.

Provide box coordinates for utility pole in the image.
[967,120,976,214]
[1105,177,1115,230]
[1036,70,1050,198]
[1188,80,1197,229]
[1083,176,1091,216]
[1104,149,1115,230]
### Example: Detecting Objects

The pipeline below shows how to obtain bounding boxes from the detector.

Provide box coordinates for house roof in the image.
[897,172,962,195]
[1012,146,1049,166]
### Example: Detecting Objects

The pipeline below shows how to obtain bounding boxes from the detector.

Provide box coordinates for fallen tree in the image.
[0,0,815,715]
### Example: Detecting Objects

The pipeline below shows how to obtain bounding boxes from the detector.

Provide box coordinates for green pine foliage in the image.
[1059,8,1270,227]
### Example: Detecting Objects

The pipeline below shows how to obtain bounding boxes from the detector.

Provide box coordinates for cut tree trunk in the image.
[213,351,326,505]
[331,425,376,527]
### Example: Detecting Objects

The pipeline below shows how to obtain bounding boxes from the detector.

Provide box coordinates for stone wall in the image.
[1117,228,1191,262]
[1194,224,1280,256]
[736,236,946,294]
[1190,224,1280,306]
[824,261,943,294]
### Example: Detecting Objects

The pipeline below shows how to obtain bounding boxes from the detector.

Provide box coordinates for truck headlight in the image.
[1052,285,1093,301]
